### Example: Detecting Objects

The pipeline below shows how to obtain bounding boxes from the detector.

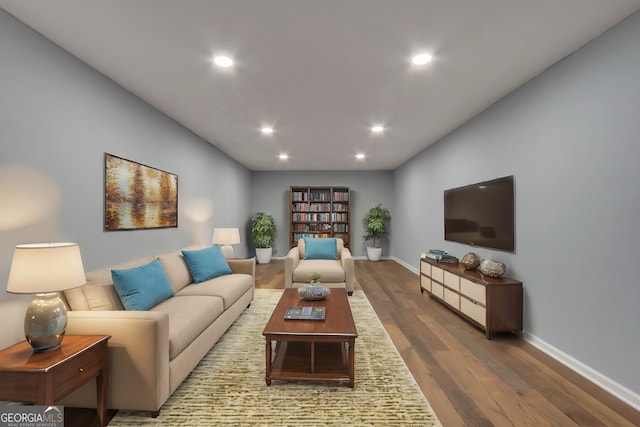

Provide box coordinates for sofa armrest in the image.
[62,310,170,412]
[228,257,256,287]
[284,247,300,288]
[340,248,355,293]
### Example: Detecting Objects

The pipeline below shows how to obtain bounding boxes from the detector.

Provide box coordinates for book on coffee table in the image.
[284,306,326,320]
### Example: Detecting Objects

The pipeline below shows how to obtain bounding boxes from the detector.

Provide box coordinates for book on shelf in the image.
[292,191,308,201]
[332,191,349,201]
[293,233,316,240]
[310,191,331,201]
[284,306,326,320]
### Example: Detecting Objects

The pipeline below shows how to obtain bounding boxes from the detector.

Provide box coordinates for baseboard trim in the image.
[353,256,395,261]
[273,255,394,261]
[520,331,640,411]
[392,256,417,273]
[274,255,396,261]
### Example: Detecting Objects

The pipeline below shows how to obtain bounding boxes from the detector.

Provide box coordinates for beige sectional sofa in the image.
[59,246,255,416]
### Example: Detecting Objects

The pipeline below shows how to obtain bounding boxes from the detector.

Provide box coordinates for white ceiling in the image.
[2,1,639,171]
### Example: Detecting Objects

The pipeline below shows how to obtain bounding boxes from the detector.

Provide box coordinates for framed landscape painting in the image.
[104,153,178,230]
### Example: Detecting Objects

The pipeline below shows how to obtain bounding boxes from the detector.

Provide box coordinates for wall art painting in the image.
[105,153,178,230]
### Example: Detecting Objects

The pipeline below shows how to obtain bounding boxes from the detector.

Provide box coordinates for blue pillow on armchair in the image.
[304,238,338,260]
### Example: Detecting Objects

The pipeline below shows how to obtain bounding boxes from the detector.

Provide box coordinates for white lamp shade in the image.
[7,242,86,294]
[212,228,241,245]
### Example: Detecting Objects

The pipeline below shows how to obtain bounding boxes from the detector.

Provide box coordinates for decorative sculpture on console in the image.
[478,259,506,278]
[460,252,481,270]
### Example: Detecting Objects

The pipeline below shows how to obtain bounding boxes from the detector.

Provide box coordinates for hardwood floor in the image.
[258,259,640,426]
[65,258,640,426]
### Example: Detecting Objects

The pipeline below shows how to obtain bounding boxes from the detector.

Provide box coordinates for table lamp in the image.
[212,228,240,258]
[7,242,86,352]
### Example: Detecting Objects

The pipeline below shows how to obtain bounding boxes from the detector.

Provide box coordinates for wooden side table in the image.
[0,335,110,427]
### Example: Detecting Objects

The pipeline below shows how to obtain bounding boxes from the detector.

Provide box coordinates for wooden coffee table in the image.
[263,288,358,387]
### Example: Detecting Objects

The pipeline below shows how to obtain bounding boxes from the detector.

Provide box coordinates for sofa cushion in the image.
[64,286,91,311]
[65,256,154,311]
[292,259,346,283]
[152,295,224,360]
[182,245,232,283]
[90,257,157,285]
[157,250,193,293]
[84,284,125,311]
[176,274,253,310]
[112,259,175,311]
[303,238,338,260]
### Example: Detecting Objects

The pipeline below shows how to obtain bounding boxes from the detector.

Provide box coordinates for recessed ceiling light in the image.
[412,53,432,65]
[355,153,366,160]
[279,153,288,160]
[212,55,233,68]
[371,125,385,134]
[260,127,274,135]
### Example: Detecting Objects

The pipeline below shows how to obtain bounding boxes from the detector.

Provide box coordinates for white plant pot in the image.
[367,246,382,261]
[255,247,273,264]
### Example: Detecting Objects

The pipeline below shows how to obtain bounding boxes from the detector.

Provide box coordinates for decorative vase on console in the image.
[460,252,481,270]
[478,259,506,278]
[298,273,330,301]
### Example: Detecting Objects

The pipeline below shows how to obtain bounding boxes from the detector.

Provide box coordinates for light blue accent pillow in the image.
[112,259,175,310]
[181,245,232,283]
[304,238,338,260]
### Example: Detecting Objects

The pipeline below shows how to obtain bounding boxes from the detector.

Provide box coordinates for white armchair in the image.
[284,238,355,295]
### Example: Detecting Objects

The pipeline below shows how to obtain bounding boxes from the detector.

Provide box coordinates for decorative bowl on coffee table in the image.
[298,285,330,301]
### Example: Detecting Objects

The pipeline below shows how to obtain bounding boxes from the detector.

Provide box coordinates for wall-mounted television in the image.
[444,175,515,252]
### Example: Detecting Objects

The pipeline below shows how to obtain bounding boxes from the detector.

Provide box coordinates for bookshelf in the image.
[289,186,350,248]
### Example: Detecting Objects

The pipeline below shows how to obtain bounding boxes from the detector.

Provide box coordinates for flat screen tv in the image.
[444,175,515,252]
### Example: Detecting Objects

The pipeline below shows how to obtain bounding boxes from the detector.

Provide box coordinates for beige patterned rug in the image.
[110,290,441,426]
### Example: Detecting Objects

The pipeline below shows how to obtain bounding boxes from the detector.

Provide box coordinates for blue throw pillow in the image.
[182,245,232,283]
[112,259,175,310]
[304,238,338,260]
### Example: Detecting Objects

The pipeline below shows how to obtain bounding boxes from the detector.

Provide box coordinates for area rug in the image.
[110,290,441,426]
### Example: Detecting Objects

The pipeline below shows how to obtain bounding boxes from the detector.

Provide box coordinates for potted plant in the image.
[251,212,276,264]
[363,203,390,261]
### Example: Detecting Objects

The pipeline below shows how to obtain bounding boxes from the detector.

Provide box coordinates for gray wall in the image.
[250,171,394,258]
[0,10,252,348]
[393,12,640,397]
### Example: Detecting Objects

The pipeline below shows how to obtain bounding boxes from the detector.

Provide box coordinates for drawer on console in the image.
[461,296,487,327]
[420,274,431,292]
[420,260,431,277]
[444,287,460,309]
[430,281,444,299]
[431,265,444,283]
[444,271,460,291]
[460,278,486,305]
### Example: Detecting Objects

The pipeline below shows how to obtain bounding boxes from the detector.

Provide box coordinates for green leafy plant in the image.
[363,203,390,248]
[310,272,321,284]
[250,212,276,248]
